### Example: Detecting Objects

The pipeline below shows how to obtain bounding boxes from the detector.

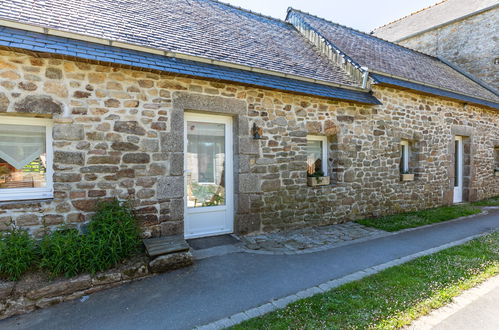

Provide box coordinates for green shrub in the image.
[84,199,141,273]
[39,199,141,277]
[0,227,36,281]
[39,227,86,277]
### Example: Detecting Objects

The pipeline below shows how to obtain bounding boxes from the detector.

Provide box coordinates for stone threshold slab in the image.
[143,235,190,258]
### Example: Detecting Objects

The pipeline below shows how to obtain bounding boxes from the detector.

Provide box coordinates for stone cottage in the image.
[0,0,497,240]
[373,0,498,89]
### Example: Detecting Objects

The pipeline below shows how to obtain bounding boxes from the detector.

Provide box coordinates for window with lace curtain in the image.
[0,117,53,201]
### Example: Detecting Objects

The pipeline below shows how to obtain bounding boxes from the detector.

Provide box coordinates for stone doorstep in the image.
[143,235,190,258]
[143,235,194,274]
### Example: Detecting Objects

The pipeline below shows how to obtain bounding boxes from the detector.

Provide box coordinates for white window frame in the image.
[0,116,53,201]
[307,135,328,175]
[400,140,410,173]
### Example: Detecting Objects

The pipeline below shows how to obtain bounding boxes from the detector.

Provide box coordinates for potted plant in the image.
[400,170,415,181]
[307,171,330,187]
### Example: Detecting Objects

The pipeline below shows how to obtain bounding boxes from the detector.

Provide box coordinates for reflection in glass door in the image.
[186,122,225,207]
[184,113,233,238]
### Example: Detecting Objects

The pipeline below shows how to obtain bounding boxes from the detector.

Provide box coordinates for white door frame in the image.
[453,136,463,203]
[183,113,234,239]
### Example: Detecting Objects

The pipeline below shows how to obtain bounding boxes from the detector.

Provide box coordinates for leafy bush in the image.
[39,199,141,277]
[84,199,141,273]
[0,227,36,281]
[39,227,86,277]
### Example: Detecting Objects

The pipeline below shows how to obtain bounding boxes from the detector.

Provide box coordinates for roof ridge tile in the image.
[203,0,290,25]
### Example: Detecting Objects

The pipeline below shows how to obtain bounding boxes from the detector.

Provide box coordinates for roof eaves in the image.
[371,73,499,110]
[0,25,381,105]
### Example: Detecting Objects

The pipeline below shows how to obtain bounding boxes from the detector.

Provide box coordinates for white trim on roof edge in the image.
[287,12,371,89]
[0,18,368,93]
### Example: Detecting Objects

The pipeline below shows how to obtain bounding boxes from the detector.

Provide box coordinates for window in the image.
[0,117,53,201]
[306,135,327,176]
[400,140,410,173]
[494,147,499,174]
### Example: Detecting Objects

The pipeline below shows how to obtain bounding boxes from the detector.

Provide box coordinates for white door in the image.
[453,136,463,203]
[184,113,233,239]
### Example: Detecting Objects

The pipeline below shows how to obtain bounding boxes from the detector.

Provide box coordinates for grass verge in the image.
[356,205,481,232]
[233,231,499,330]
[472,195,499,207]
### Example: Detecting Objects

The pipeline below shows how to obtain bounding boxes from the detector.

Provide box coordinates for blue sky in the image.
[222,0,442,32]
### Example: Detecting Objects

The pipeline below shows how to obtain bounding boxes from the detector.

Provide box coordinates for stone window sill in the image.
[0,197,54,207]
[400,174,415,182]
[307,176,331,187]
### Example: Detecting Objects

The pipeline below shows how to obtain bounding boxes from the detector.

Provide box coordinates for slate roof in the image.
[373,0,498,41]
[0,26,380,104]
[287,9,499,104]
[0,0,357,87]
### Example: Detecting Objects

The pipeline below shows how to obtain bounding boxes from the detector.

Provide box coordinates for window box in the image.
[307,176,330,187]
[400,173,415,181]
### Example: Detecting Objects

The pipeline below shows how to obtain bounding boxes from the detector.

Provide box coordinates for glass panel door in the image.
[184,113,233,239]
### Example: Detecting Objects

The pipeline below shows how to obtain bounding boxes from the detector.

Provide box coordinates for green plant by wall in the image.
[39,227,86,278]
[84,199,141,273]
[0,227,36,281]
[39,199,141,277]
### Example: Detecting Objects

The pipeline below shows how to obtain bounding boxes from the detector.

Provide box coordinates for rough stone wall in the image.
[0,49,498,237]
[252,86,499,231]
[399,7,498,89]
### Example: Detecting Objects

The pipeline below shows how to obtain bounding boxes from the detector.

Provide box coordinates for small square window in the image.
[0,117,53,201]
[400,140,410,173]
[307,135,327,176]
